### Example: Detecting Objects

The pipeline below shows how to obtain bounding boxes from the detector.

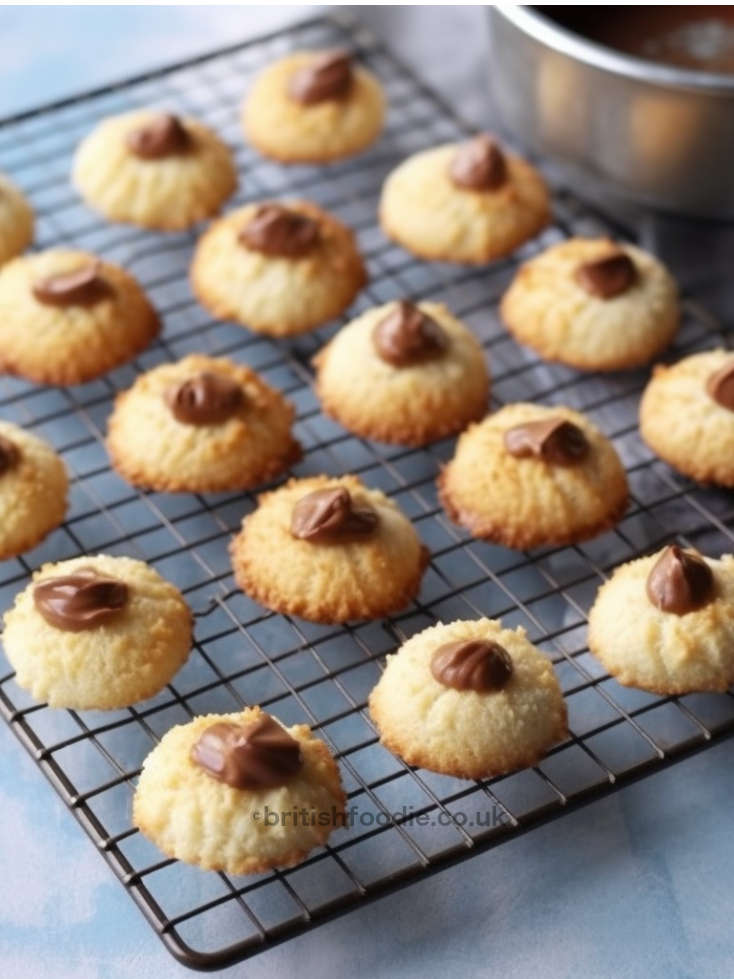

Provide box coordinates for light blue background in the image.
[2,8,733,979]
[3,714,733,979]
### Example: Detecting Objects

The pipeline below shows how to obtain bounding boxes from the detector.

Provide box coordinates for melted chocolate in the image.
[290,487,378,542]
[0,434,20,476]
[449,134,507,191]
[33,567,129,631]
[431,638,513,692]
[190,715,302,789]
[289,49,353,104]
[372,301,447,366]
[545,7,734,74]
[239,203,320,258]
[706,360,734,411]
[504,417,589,465]
[575,251,637,299]
[126,114,190,159]
[32,261,109,307]
[165,372,244,426]
[646,545,715,615]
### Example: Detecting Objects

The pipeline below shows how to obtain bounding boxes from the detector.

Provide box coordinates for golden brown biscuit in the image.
[640,349,734,486]
[133,706,345,874]
[107,354,300,493]
[0,173,33,266]
[369,618,567,779]
[379,135,550,264]
[439,403,628,549]
[0,420,68,560]
[242,50,385,163]
[72,110,237,230]
[588,546,734,694]
[191,200,366,337]
[3,554,192,709]
[230,474,428,623]
[313,300,489,445]
[500,237,679,371]
[0,249,159,385]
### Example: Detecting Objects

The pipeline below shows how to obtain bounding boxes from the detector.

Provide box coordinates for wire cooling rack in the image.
[2,12,734,972]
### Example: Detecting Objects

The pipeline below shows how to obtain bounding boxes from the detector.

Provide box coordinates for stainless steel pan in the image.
[488,5,734,219]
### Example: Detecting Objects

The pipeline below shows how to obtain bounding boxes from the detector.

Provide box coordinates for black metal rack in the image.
[2,13,734,972]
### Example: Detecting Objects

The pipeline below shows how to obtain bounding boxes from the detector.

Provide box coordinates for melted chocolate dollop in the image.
[706,361,734,411]
[32,261,109,307]
[372,301,447,367]
[504,417,589,465]
[126,113,190,159]
[290,487,378,543]
[646,545,715,615]
[239,203,320,258]
[575,251,636,299]
[289,49,353,104]
[449,134,507,191]
[431,638,513,692]
[165,371,244,426]
[190,715,302,789]
[33,567,129,631]
[0,434,20,476]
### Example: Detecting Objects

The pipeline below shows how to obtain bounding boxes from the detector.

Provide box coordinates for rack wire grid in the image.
[1,11,734,973]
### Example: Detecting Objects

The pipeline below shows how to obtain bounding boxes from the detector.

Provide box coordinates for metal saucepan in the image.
[487,5,734,219]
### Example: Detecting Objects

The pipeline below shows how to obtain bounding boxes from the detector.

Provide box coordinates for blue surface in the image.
[2,8,734,979]
[0,6,309,118]
[3,713,733,979]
